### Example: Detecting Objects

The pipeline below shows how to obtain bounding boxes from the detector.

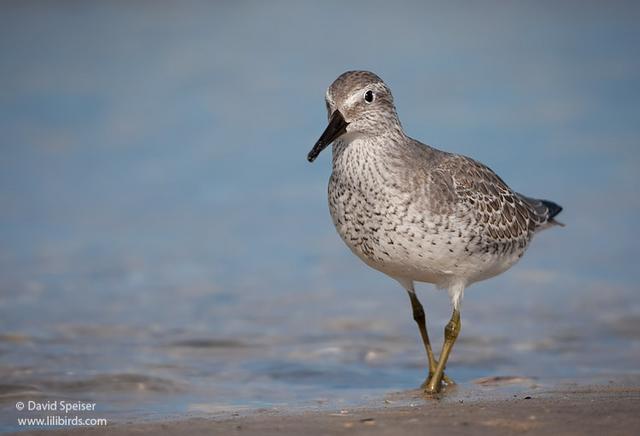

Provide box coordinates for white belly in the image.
[328,185,525,289]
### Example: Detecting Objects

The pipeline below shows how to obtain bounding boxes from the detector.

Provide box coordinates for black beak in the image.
[307,110,349,162]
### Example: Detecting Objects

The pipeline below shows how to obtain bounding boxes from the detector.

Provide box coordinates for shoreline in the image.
[9,380,640,436]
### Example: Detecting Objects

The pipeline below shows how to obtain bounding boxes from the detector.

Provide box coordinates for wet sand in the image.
[10,381,640,436]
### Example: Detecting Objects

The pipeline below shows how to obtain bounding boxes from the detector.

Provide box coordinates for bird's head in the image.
[307,71,402,162]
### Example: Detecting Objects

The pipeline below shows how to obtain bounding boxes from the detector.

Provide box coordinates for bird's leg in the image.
[425,308,461,394]
[407,291,437,374]
[407,292,455,388]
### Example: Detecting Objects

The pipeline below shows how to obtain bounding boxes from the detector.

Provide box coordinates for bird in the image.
[306,70,563,394]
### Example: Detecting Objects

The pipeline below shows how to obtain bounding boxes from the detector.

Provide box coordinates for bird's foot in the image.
[421,373,455,394]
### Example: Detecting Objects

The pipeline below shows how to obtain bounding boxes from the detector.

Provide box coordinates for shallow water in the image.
[1,1,640,433]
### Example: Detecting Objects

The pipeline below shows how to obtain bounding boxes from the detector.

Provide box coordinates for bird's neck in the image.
[333,129,407,167]
[331,129,407,178]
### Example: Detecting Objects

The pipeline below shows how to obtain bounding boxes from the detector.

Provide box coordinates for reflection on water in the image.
[1,1,639,433]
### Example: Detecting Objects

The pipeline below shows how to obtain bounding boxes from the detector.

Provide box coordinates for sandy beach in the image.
[10,380,640,436]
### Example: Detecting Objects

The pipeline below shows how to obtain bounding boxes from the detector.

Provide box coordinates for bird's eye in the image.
[364,90,374,103]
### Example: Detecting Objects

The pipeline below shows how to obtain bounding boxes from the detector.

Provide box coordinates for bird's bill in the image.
[307,110,348,162]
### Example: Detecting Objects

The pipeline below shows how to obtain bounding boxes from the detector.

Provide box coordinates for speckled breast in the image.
[327,140,530,285]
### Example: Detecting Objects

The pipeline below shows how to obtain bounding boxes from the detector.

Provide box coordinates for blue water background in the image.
[1,1,639,432]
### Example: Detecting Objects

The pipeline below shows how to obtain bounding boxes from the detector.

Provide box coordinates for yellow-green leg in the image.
[407,292,455,388]
[425,308,461,394]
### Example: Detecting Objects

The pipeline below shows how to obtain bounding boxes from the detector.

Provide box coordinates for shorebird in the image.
[307,71,563,394]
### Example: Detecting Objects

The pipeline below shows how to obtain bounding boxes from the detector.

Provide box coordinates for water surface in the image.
[1,1,639,433]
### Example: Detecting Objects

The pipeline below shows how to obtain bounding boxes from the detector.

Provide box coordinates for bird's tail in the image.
[518,194,564,229]
[540,199,563,221]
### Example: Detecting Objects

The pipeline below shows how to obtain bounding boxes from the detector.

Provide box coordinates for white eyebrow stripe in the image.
[344,86,367,108]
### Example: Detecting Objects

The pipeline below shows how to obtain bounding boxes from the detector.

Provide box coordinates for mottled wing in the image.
[442,155,543,241]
